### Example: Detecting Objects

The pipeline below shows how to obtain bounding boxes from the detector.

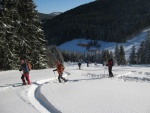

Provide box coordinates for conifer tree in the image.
[95,51,101,63]
[47,46,64,67]
[17,0,47,69]
[118,45,126,65]
[137,41,145,64]
[101,50,110,64]
[101,50,107,63]
[129,45,136,64]
[0,0,20,70]
[109,51,115,64]
[137,31,150,64]
[0,1,6,69]
[144,31,150,64]
[114,44,120,65]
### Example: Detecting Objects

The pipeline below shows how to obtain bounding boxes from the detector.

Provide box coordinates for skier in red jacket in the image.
[107,58,114,77]
[19,59,31,85]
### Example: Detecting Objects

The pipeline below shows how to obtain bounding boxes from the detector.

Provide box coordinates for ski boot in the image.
[22,82,26,85]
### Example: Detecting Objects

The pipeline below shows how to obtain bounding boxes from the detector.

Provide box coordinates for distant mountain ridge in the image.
[49,12,62,16]
[43,0,150,45]
[38,12,62,22]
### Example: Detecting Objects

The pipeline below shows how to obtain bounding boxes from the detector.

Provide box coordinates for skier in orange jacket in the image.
[53,61,67,83]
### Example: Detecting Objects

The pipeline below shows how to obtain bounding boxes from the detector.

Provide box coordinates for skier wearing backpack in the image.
[19,59,31,85]
[107,58,114,77]
[53,61,67,83]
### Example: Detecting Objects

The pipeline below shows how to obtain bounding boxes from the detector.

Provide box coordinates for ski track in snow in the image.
[17,74,67,113]
[0,73,67,113]
[82,70,150,83]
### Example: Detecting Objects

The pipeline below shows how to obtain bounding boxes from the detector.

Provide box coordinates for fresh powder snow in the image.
[0,63,150,113]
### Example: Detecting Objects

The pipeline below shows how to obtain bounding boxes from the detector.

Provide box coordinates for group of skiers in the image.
[19,58,113,85]
[19,59,68,85]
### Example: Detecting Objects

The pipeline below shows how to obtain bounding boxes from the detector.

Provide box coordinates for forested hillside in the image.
[44,0,150,45]
[38,12,61,23]
[38,13,55,21]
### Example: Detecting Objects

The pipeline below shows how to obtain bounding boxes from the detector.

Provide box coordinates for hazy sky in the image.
[33,0,95,14]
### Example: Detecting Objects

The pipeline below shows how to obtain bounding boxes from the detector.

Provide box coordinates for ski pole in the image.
[104,65,106,76]
[53,71,57,82]
[104,66,106,75]
[19,71,23,76]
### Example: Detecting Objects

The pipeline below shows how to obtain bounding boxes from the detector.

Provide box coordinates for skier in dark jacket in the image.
[19,59,31,85]
[107,58,114,77]
[87,60,89,67]
[78,62,81,70]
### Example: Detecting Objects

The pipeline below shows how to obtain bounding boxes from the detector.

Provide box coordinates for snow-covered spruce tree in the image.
[55,48,64,63]
[118,45,126,65]
[109,51,115,62]
[47,46,58,68]
[137,41,145,64]
[101,50,110,64]
[114,44,120,65]
[17,0,47,69]
[0,2,5,70]
[144,30,150,64]
[0,0,20,70]
[61,50,67,62]
[0,1,5,70]
[129,45,136,64]
[106,50,110,59]
[76,52,79,62]
[101,50,107,63]
[95,51,101,63]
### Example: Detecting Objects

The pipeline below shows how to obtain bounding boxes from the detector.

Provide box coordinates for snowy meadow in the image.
[0,63,150,113]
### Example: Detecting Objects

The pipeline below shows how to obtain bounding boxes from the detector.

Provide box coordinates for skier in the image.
[53,61,67,83]
[19,59,31,85]
[78,61,82,70]
[87,60,89,67]
[107,58,114,77]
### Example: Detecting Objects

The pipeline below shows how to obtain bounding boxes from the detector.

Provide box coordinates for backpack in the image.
[27,63,32,71]
[108,59,114,66]
[58,64,65,72]
[61,64,65,70]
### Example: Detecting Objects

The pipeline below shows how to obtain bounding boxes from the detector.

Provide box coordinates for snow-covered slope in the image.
[49,12,62,16]
[0,63,150,113]
[58,29,149,59]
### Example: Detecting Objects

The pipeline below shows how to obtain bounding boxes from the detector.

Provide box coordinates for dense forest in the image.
[44,0,150,45]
